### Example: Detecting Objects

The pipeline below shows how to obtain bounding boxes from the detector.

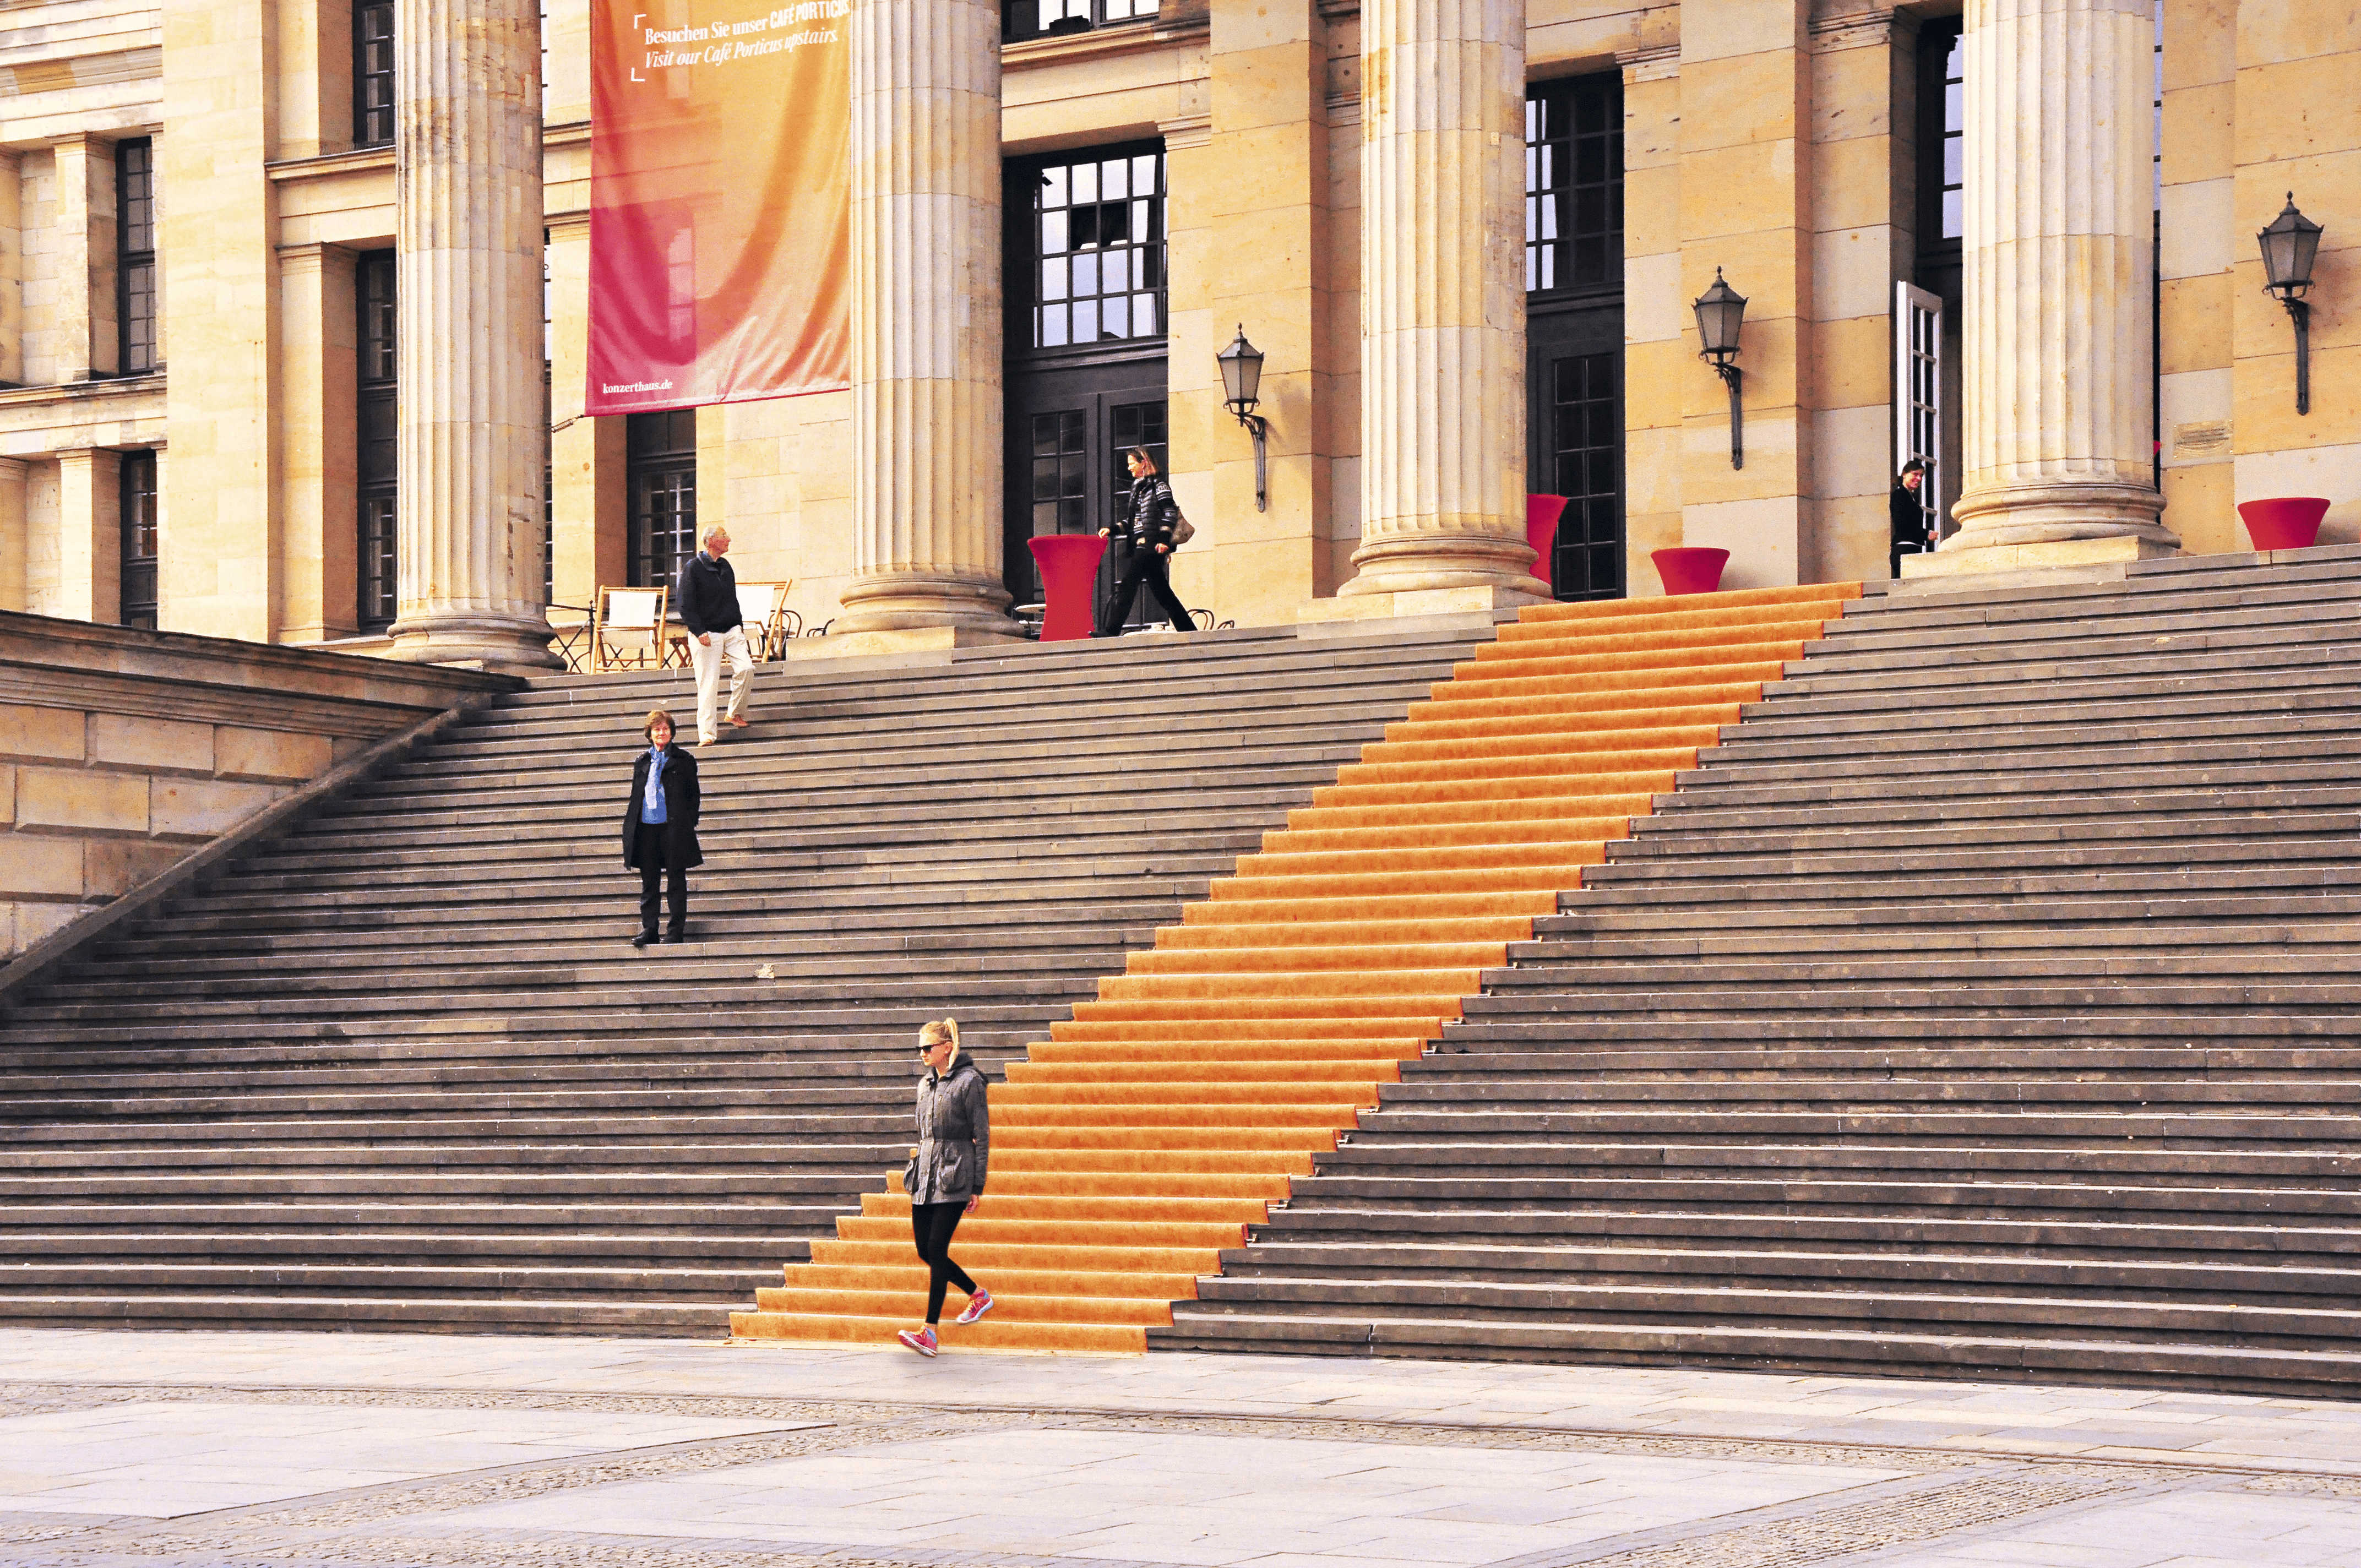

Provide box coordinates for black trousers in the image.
[634,824,687,937]
[910,1200,978,1325]
[1098,548,1193,635]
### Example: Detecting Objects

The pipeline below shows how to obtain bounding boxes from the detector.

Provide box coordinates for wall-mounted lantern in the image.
[2259,194,2324,417]
[1693,269,1748,470]
[1217,324,1271,512]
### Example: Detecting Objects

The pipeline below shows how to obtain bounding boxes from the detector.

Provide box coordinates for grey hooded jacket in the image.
[904,1057,990,1205]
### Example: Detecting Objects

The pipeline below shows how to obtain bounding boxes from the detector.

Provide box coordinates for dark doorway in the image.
[118,449,157,629]
[1004,142,1169,620]
[627,410,698,590]
[357,248,398,633]
[1526,73,1625,601]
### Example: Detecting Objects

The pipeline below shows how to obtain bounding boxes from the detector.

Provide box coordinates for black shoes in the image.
[631,930,657,948]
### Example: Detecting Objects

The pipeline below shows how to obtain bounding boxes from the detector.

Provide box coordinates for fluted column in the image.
[1932,0,2175,569]
[1340,0,1538,603]
[832,0,1015,638]
[385,0,559,668]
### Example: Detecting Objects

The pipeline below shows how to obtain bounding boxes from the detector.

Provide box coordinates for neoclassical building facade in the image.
[0,0,2352,664]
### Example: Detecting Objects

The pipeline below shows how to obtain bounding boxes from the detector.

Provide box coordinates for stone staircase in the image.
[732,583,1862,1350]
[1156,550,2361,1396]
[0,621,1494,1333]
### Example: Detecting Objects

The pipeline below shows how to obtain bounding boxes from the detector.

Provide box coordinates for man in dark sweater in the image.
[1890,459,1930,578]
[676,526,755,748]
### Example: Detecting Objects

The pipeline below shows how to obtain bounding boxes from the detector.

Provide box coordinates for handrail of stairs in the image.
[0,693,512,1018]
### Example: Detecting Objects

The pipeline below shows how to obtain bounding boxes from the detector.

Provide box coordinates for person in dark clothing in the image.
[1890,459,1930,578]
[897,1017,993,1355]
[674,527,755,748]
[1094,448,1195,637]
[621,708,703,946]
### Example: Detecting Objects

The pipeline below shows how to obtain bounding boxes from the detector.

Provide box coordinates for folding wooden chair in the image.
[736,581,797,661]
[590,585,671,673]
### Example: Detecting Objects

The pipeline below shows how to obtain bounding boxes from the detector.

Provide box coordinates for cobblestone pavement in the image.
[0,1332,2354,1567]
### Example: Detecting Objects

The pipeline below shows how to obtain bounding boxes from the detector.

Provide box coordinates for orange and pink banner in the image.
[586,0,852,415]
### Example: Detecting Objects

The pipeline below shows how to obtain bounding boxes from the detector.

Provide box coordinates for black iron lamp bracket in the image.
[1231,408,1271,511]
[1709,358,1744,470]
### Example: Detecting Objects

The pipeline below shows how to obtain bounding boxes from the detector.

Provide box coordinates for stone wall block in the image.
[214,726,337,785]
[83,839,187,899]
[151,777,286,839]
[0,705,85,765]
[90,714,217,776]
[15,768,147,836]
[0,835,80,898]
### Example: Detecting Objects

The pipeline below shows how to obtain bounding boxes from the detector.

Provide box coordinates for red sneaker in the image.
[896,1327,938,1357]
[954,1289,994,1326]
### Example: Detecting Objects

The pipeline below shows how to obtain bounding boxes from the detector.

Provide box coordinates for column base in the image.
[384,612,563,673]
[1336,531,1547,603]
[1899,531,2179,583]
[830,570,1021,638]
[784,624,1026,661]
[1297,582,1543,625]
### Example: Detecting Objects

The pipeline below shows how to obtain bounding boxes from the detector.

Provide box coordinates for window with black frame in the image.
[1525,73,1625,602]
[119,450,159,629]
[357,250,399,631]
[356,0,396,149]
[117,139,157,376]
[628,410,698,591]
[1026,148,1167,351]
[1004,0,1157,41]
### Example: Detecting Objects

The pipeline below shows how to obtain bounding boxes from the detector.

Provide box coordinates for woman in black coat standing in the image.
[622,708,703,946]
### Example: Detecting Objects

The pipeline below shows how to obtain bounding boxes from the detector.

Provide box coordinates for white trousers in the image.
[687,627,755,743]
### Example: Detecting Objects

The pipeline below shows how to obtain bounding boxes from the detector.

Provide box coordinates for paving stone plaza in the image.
[0,1330,2355,1568]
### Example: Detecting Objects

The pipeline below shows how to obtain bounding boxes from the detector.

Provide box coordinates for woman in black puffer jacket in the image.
[897,1017,993,1355]
[1094,447,1195,636]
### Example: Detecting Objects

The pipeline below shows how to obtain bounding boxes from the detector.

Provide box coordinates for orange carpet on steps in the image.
[729,581,1864,1352]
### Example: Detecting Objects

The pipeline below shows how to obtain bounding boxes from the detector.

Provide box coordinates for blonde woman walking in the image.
[897,1019,993,1355]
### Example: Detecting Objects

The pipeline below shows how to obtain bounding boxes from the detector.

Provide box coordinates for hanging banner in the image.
[586,0,852,415]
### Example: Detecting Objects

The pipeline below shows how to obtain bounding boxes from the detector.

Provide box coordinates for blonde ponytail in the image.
[920,1017,962,1070]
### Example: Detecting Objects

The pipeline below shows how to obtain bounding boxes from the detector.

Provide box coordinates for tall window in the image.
[543,233,554,606]
[357,250,399,631]
[119,450,159,629]
[356,0,396,149]
[1023,147,1167,351]
[1525,74,1625,602]
[1917,21,1965,252]
[116,139,157,376]
[628,410,698,590]
[1005,0,1157,39]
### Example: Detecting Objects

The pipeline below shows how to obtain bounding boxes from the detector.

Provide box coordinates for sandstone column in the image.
[831,0,1016,639]
[52,135,118,383]
[1916,0,2175,576]
[384,0,559,668]
[1338,0,1539,608]
[56,448,122,625]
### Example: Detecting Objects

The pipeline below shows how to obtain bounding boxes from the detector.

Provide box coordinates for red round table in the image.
[1028,534,1109,642]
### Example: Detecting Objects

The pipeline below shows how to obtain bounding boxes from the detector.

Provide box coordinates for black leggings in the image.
[1098,549,1194,635]
[911,1200,978,1325]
